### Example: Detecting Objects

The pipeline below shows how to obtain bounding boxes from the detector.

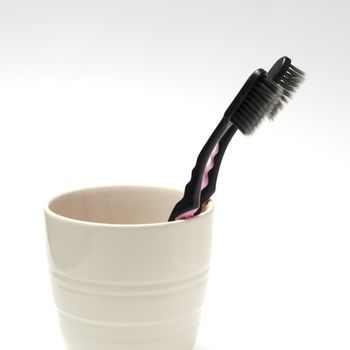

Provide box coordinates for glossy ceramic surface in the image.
[44,186,214,350]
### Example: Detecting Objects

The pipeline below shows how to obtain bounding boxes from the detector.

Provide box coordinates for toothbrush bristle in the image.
[268,63,305,119]
[232,75,283,135]
[279,64,305,91]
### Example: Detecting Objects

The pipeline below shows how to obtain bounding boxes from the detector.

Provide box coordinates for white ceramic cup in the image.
[44,186,214,350]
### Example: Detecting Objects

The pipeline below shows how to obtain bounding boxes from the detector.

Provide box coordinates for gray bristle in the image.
[232,76,283,134]
[290,64,305,77]
[269,64,305,119]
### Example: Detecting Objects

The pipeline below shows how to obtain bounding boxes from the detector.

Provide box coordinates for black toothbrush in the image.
[168,57,305,221]
[168,68,283,221]
[195,57,305,211]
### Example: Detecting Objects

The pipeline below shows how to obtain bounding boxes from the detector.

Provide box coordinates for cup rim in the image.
[44,185,214,228]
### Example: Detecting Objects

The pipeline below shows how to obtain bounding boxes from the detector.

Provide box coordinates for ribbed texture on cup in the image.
[50,267,208,350]
[51,266,209,323]
[51,265,209,296]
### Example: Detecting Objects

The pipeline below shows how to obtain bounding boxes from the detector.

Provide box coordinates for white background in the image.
[0,0,349,349]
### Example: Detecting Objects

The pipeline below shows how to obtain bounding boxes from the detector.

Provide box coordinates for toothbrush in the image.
[168,68,283,221]
[196,57,305,211]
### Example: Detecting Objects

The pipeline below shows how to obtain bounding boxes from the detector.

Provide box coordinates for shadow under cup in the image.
[44,186,214,350]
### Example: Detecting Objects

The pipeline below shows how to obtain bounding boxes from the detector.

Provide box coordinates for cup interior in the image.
[47,186,207,225]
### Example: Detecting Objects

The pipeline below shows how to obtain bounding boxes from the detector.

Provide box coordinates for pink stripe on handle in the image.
[175,208,198,220]
[201,144,219,190]
[175,144,219,220]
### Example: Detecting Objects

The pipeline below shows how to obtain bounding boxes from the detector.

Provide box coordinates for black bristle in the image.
[231,75,283,135]
[267,59,305,119]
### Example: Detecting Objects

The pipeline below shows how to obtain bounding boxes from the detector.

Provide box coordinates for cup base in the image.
[58,309,200,350]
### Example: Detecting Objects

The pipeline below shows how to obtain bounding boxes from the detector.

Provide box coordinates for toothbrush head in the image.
[224,68,283,135]
[267,56,305,119]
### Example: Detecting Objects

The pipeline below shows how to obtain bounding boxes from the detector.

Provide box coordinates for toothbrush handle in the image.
[197,125,238,211]
[168,118,231,221]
